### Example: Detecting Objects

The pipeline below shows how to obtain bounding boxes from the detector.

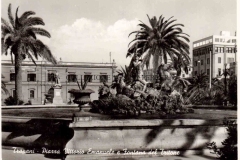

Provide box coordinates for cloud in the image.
[48,18,140,67]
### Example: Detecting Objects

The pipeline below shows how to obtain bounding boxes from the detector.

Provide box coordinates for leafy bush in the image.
[91,90,191,116]
[4,96,24,105]
[228,74,237,106]
[206,118,237,160]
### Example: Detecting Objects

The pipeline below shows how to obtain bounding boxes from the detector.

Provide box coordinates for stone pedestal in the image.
[52,85,63,104]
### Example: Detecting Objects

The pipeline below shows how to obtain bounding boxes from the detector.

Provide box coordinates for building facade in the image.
[192,31,237,78]
[1,60,117,104]
[143,65,192,84]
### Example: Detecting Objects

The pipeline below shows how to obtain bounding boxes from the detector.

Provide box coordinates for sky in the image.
[1,0,237,68]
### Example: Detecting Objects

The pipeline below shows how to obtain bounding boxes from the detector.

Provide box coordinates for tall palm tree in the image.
[127,15,190,76]
[2,4,57,104]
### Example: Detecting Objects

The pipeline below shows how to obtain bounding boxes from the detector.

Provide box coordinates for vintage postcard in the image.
[1,0,238,160]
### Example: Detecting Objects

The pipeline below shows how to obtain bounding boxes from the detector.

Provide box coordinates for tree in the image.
[184,73,209,104]
[2,4,57,104]
[185,73,225,105]
[127,15,190,76]
[228,73,237,106]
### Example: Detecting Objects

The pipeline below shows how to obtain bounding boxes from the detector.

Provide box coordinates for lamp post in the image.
[198,60,201,75]
[209,51,212,89]
[223,63,229,97]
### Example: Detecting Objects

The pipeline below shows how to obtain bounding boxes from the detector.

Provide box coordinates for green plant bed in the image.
[90,93,193,117]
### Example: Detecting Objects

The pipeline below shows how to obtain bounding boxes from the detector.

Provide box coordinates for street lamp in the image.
[222,63,229,96]
[209,51,212,89]
[197,60,201,75]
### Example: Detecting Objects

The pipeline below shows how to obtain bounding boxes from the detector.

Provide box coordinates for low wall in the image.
[2,107,236,159]
[65,119,227,155]
[184,105,236,110]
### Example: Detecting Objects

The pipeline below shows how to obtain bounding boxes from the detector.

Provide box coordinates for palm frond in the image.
[7,4,15,28]
[22,17,45,27]
[1,18,13,33]
[19,11,35,23]
[27,27,51,38]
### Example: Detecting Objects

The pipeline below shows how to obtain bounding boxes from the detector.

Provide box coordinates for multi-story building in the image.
[143,65,193,83]
[143,69,154,83]
[1,60,117,104]
[192,31,237,78]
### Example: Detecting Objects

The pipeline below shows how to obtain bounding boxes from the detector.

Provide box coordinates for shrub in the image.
[206,118,237,160]
[4,96,24,105]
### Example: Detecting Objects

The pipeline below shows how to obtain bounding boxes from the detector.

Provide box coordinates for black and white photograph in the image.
[1,0,238,159]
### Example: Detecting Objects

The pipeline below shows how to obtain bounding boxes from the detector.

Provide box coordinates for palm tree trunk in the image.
[15,53,23,104]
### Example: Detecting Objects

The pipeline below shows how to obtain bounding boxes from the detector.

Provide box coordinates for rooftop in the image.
[1,60,117,68]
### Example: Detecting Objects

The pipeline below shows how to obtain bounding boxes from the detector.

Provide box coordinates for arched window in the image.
[11,89,16,98]
[30,90,35,99]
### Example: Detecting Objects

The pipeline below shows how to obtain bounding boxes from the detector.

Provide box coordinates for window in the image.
[227,39,231,43]
[84,75,92,82]
[12,89,16,98]
[215,47,218,52]
[220,38,223,42]
[226,47,229,53]
[215,38,219,42]
[207,69,210,75]
[30,90,34,99]
[195,61,198,66]
[68,74,77,82]
[48,73,56,82]
[218,68,221,76]
[195,71,197,75]
[10,73,15,81]
[201,60,203,65]
[27,73,36,82]
[227,58,234,63]
[220,47,224,53]
[100,75,108,82]
[182,74,185,78]
[232,39,236,43]
[207,58,210,64]
[218,57,221,63]
[234,47,237,53]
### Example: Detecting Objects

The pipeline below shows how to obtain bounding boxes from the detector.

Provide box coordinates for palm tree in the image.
[2,4,57,104]
[185,73,225,105]
[127,15,190,76]
[184,73,209,104]
[116,65,132,85]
